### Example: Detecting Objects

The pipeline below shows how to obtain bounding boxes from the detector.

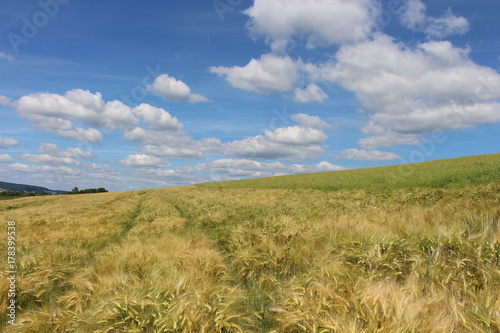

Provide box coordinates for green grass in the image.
[197,153,500,191]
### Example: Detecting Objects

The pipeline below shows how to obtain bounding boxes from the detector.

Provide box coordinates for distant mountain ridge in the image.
[0,181,67,195]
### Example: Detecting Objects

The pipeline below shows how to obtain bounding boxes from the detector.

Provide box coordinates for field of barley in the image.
[1,153,499,332]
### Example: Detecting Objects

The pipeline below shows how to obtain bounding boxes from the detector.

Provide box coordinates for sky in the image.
[0,0,499,192]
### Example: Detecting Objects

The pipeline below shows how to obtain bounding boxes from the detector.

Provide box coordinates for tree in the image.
[69,187,108,194]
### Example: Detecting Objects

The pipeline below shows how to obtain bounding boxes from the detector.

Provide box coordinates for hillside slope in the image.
[0,181,67,194]
[198,153,500,191]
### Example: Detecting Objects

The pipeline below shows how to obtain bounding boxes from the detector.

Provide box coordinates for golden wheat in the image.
[0,183,498,332]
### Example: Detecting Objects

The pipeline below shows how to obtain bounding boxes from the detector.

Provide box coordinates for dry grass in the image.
[0,181,499,332]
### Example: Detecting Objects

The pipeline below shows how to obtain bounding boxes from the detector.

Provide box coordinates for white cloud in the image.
[194,137,225,153]
[147,74,211,103]
[0,96,12,105]
[400,0,469,39]
[0,52,14,61]
[293,83,328,103]
[132,104,183,131]
[264,126,327,145]
[0,154,13,163]
[123,125,224,161]
[139,168,196,180]
[81,163,118,174]
[7,89,138,142]
[312,34,500,148]
[141,145,204,160]
[124,126,193,146]
[244,0,379,52]
[19,154,79,166]
[336,148,399,161]
[359,132,422,149]
[225,136,296,160]
[0,137,19,149]
[57,128,103,143]
[292,113,333,129]
[15,90,138,129]
[8,163,80,175]
[35,143,60,155]
[288,161,346,173]
[36,143,94,159]
[370,102,500,134]
[120,154,171,168]
[189,159,287,178]
[400,0,427,30]
[65,148,94,160]
[7,89,193,143]
[210,54,299,94]
[224,126,328,161]
[185,159,345,179]
[424,11,470,39]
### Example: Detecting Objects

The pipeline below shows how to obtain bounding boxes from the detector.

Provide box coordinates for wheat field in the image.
[0,156,499,332]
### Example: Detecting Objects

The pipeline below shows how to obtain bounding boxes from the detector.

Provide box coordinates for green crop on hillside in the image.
[198,153,500,191]
[0,154,499,332]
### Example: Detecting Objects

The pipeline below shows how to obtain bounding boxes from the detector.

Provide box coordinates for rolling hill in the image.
[0,181,67,195]
[198,153,500,190]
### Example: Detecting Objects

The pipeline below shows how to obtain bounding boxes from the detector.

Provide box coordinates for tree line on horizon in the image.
[70,187,108,194]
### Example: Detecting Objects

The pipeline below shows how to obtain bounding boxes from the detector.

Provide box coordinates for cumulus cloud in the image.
[7,89,135,142]
[8,163,80,175]
[124,128,204,158]
[359,131,422,149]
[81,163,119,174]
[335,148,399,161]
[120,154,171,168]
[147,74,211,103]
[123,123,223,161]
[141,145,204,160]
[186,159,287,178]
[224,126,328,161]
[19,154,79,166]
[293,83,328,103]
[210,54,299,94]
[138,168,196,180]
[15,90,138,129]
[400,0,426,30]
[288,161,346,173]
[132,104,183,131]
[0,154,13,163]
[57,128,103,143]
[124,127,183,145]
[264,126,327,145]
[36,143,94,159]
[244,0,379,52]
[400,0,469,39]
[184,159,345,179]
[0,137,19,149]
[312,34,500,148]
[292,113,333,129]
[228,136,326,161]
[5,89,190,143]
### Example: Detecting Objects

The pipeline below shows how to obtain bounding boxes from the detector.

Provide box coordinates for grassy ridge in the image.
[197,153,500,191]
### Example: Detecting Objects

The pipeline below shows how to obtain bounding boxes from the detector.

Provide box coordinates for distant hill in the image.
[0,181,67,195]
[197,153,500,191]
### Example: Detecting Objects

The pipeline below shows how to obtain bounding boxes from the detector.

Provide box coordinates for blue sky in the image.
[0,0,499,191]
